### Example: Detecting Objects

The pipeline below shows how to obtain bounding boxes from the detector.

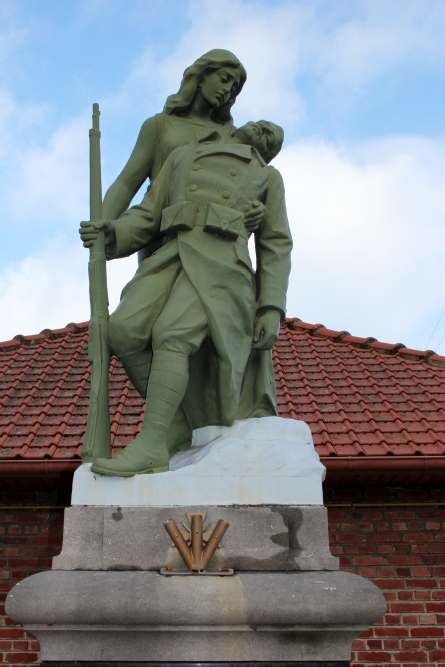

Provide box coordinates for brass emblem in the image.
[162,513,232,575]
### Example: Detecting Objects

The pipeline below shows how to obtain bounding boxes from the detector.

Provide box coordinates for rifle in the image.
[82,103,111,462]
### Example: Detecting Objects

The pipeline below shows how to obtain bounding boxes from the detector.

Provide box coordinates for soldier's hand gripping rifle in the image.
[82,103,111,462]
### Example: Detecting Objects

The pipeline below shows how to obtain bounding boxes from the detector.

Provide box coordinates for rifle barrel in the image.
[82,103,111,463]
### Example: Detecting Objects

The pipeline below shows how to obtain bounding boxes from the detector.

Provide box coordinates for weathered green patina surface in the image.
[80,50,292,476]
[101,50,246,227]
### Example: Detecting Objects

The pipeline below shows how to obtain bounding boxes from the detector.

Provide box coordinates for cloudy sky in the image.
[1,0,444,352]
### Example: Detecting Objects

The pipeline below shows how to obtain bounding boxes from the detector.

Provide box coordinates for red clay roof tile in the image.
[336,334,377,347]
[0,320,445,462]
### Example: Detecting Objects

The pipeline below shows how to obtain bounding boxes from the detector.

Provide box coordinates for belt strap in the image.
[226,158,261,210]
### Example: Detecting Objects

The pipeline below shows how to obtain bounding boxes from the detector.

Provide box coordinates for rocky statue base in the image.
[72,417,326,506]
[6,418,386,664]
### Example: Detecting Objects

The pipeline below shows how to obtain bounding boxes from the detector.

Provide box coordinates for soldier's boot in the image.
[119,349,153,397]
[91,350,189,477]
[167,407,193,456]
[119,352,192,455]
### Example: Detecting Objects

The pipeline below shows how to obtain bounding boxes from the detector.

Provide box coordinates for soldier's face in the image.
[199,68,240,108]
[238,122,275,157]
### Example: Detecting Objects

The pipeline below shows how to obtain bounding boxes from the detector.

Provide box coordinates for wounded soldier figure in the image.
[79,120,293,477]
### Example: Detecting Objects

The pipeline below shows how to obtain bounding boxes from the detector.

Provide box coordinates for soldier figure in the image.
[80,120,292,476]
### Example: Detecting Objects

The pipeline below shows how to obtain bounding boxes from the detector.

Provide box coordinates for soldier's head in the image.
[235,120,284,163]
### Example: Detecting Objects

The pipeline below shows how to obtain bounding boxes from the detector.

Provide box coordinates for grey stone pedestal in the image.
[6,505,386,664]
[8,570,384,663]
[52,505,339,572]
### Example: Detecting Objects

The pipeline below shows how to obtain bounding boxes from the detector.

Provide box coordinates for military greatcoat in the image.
[106,133,293,433]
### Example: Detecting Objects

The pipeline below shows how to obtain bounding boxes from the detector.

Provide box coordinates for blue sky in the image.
[0,0,444,351]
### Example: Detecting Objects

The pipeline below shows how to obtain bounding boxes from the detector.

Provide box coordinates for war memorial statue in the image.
[80,124,291,476]
[79,49,292,477]
[6,49,386,666]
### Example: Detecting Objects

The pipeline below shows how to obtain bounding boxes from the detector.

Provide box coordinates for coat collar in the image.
[195,134,258,163]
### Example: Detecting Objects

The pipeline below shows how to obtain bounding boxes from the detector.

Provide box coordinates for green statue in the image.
[101,49,252,252]
[80,51,293,477]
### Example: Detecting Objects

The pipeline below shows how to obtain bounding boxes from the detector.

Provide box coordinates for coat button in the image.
[230,169,237,176]
[196,147,203,153]
[192,164,200,171]
[222,191,230,199]
[189,184,198,191]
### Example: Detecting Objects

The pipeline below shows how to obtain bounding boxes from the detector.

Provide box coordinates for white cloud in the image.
[302,0,444,105]
[1,0,444,354]
[3,0,443,241]
[0,87,49,162]
[143,0,445,127]
[0,237,137,342]
[276,135,445,350]
[98,2,307,129]
[3,116,89,229]
[148,0,309,128]
[101,48,163,120]
[3,134,443,355]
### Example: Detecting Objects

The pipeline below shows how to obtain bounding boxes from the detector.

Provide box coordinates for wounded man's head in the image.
[235,120,284,163]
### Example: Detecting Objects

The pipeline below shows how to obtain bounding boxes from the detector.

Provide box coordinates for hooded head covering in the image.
[164,49,247,123]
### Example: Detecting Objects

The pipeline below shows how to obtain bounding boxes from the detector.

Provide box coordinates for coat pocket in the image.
[160,202,197,235]
[203,203,245,240]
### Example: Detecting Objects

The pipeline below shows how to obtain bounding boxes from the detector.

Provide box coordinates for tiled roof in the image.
[276,319,445,458]
[1,319,445,473]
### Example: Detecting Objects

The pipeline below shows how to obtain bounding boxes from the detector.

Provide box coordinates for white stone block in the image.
[71,417,325,506]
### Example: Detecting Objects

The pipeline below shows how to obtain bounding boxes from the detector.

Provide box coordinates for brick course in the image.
[326,487,445,667]
[1,489,444,667]
[0,491,63,667]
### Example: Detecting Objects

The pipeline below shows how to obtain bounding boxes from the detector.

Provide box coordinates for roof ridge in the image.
[1,318,444,367]
[0,321,90,350]
[285,318,445,367]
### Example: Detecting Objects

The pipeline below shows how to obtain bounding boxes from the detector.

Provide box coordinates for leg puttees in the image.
[91,351,189,477]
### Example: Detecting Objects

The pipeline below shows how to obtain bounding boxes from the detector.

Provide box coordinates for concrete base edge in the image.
[7,570,386,662]
[30,626,363,662]
[41,662,350,667]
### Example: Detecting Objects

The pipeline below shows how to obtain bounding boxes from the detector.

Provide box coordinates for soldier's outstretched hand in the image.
[244,200,265,232]
[252,308,281,350]
[79,220,116,248]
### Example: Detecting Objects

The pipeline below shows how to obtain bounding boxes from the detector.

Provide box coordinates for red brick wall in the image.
[326,488,445,667]
[1,490,444,667]
[0,505,63,667]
